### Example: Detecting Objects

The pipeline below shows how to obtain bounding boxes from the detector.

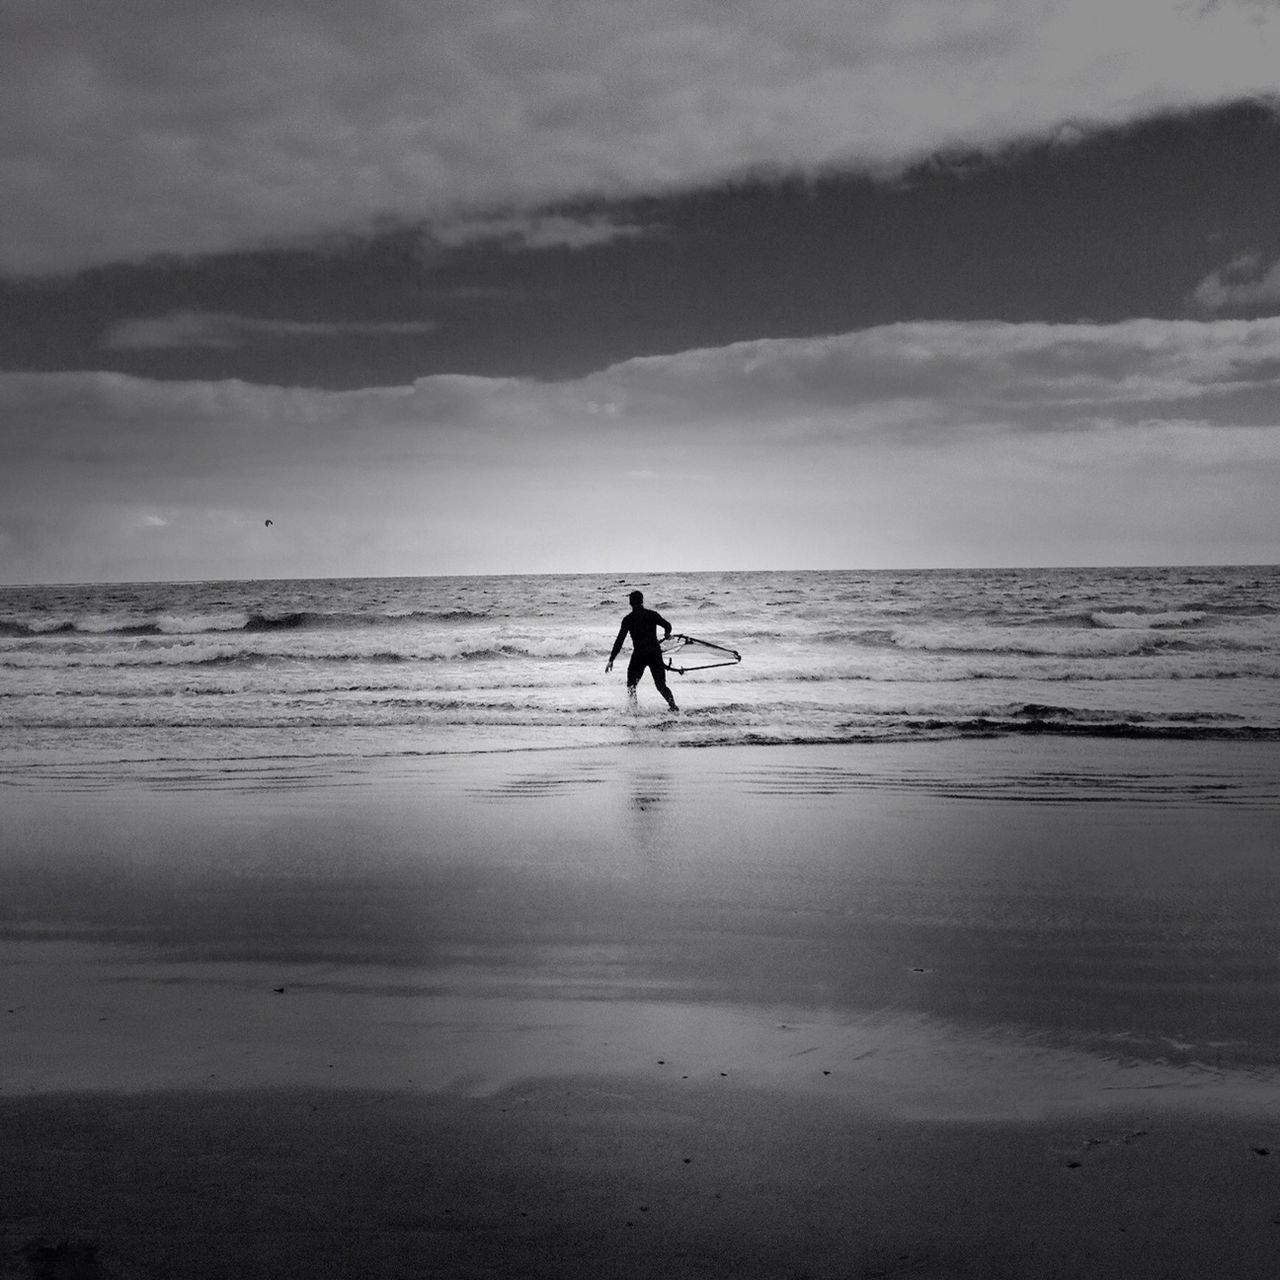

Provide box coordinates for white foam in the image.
[1092,609,1207,629]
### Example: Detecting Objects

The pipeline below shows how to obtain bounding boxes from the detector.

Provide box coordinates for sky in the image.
[3,0,1280,582]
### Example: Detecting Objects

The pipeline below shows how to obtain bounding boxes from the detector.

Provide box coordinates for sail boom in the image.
[660,632,742,675]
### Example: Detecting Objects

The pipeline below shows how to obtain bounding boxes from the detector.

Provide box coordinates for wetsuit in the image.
[610,607,677,708]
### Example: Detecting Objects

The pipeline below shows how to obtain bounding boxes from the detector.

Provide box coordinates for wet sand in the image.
[3,738,1280,1277]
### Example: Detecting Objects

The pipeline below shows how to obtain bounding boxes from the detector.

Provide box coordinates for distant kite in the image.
[264,519,274,527]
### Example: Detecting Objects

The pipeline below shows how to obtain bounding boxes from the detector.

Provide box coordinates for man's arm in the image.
[654,611,673,640]
[605,619,629,672]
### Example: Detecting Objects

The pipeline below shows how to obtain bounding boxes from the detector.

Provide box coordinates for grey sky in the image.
[4,0,1277,275]
[2,0,1280,581]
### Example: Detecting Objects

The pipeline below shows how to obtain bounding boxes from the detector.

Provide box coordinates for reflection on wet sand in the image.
[5,740,1280,1076]
[625,761,674,869]
[5,738,1280,1278]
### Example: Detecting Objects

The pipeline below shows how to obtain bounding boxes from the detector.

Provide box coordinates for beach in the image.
[9,0,1280,1265]
[4,736,1279,1278]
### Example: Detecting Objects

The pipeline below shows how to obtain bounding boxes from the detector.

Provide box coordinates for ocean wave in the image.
[885,627,1173,658]
[1090,609,1208,629]
[795,622,1248,658]
[0,619,76,637]
[7,706,1277,744]
[5,649,1279,684]
[0,635,604,669]
[1002,702,1244,725]
[795,627,899,648]
[920,718,1280,742]
[0,606,494,638]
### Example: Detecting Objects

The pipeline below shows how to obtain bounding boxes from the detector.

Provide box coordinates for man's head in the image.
[629,591,643,608]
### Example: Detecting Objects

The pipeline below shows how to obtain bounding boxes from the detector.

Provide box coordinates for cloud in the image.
[428,212,656,251]
[1190,251,1280,312]
[582,318,1280,430]
[11,316,1280,455]
[4,0,1280,275]
[101,311,439,350]
[4,316,1280,579]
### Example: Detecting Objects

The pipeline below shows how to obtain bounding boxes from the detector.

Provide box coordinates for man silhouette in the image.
[606,590,678,711]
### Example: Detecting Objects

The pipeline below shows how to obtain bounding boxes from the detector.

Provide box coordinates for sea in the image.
[2,565,1279,773]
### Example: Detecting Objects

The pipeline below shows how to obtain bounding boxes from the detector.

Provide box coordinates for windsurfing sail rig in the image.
[661,633,742,674]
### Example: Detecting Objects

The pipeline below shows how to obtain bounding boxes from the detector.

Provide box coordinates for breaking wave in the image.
[0,607,492,638]
[1090,609,1207,629]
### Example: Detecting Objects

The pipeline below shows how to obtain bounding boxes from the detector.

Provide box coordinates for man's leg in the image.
[649,656,678,711]
[625,651,646,699]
